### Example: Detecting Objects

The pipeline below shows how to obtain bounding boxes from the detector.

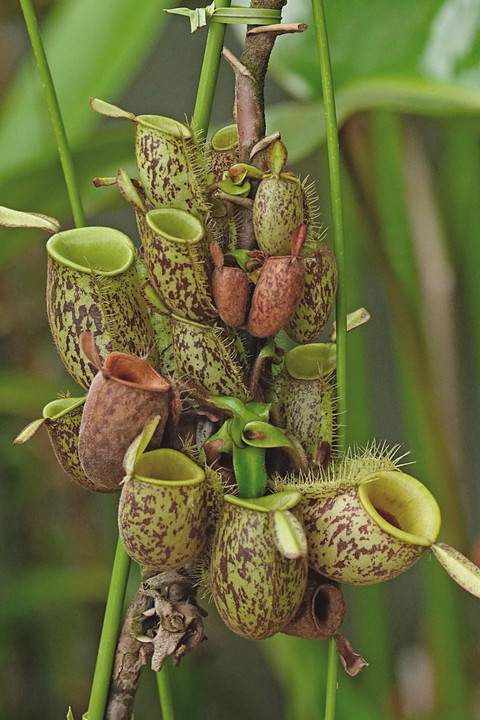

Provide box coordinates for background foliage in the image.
[1,0,480,717]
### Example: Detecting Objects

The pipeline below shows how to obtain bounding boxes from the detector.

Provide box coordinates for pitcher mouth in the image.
[43,396,86,420]
[134,448,205,487]
[358,470,441,546]
[136,114,192,139]
[47,227,134,275]
[211,124,238,152]
[146,208,204,245]
[104,353,170,393]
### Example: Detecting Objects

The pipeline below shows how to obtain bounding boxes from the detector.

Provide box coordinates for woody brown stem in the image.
[247,22,307,36]
[105,587,154,720]
[237,0,288,162]
[215,190,255,209]
[104,569,205,720]
[228,0,288,251]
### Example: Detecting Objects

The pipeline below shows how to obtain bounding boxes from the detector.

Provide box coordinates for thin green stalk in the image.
[156,662,175,720]
[312,0,347,442]
[18,3,133,716]
[192,0,232,135]
[19,0,86,228]
[85,537,131,720]
[323,638,338,720]
[312,2,346,718]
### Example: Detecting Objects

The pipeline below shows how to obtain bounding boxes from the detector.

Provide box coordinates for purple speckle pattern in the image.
[170,317,249,400]
[268,373,333,461]
[118,474,207,571]
[253,175,305,256]
[303,488,425,584]
[286,244,338,344]
[209,501,308,640]
[46,402,97,492]
[140,223,217,323]
[135,124,208,215]
[46,258,160,389]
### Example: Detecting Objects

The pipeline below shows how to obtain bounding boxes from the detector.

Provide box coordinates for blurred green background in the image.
[1,0,480,718]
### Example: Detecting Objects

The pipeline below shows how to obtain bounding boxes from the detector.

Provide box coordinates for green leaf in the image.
[0,206,60,233]
[122,414,161,476]
[432,543,480,598]
[0,0,175,174]
[242,420,292,448]
[226,249,250,272]
[271,0,480,99]
[204,419,234,455]
[89,97,135,121]
[269,509,307,559]
[260,0,480,162]
[217,177,251,197]
[229,163,265,182]
[116,168,147,214]
[232,444,266,499]
[13,418,46,445]
[245,401,270,422]
[267,78,480,163]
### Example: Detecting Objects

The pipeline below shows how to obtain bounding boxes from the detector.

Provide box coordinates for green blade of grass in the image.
[0,0,176,173]
[369,110,468,719]
[440,120,480,384]
[342,163,394,716]
[19,0,86,227]
[311,1,347,716]
[85,537,131,720]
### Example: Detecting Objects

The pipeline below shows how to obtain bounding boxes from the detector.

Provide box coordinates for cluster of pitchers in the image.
[11,99,480,645]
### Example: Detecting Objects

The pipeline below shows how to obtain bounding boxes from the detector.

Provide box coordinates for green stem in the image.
[192,0,232,135]
[19,0,86,228]
[312,0,347,447]
[233,443,267,498]
[312,2,346,718]
[85,537,131,720]
[324,637,339,720]
[156,662,175,720]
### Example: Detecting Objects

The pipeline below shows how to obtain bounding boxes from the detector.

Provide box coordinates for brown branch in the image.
[237,0,288,162]
[105,587,154,720]
[224,0,288,251]
[247,22,307,36]
[104,570,206,720]
[215,190,254,209]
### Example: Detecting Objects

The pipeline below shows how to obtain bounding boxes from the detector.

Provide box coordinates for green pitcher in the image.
[46,226,160,388]
[14,397,97,491]
[118,418,208,571]
[141,208,217,323]
[209,491,308,640]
